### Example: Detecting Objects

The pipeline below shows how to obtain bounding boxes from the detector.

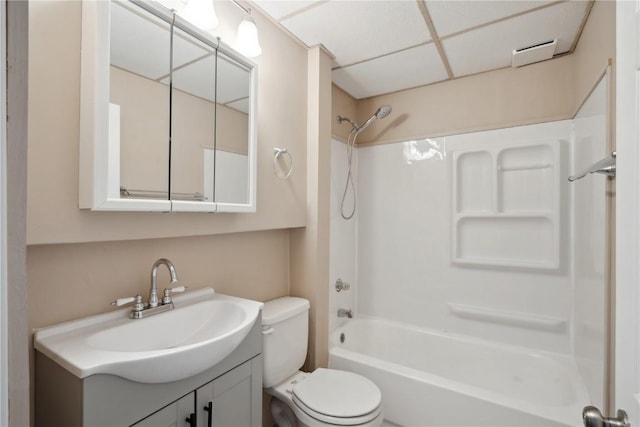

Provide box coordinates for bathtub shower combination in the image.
[329,78,609,426]
[329,319,588,426]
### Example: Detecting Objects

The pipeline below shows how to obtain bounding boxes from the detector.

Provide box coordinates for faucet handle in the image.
[162,286,187,305]
[337,308,353,318]
[111,294,145,312]
[111,297,134,306]
[335,278,351,292]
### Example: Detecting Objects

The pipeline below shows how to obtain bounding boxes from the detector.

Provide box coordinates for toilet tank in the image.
[262,297,310,388]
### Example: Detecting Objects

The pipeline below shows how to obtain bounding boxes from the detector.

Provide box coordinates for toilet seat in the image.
[292,395,382,426]
[291,368,382,426]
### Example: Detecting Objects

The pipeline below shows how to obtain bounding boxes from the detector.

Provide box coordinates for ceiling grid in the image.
[416,0,454,79]
[251,0,594,99]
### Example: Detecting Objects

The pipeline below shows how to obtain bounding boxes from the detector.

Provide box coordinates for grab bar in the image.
[568,150,616,182]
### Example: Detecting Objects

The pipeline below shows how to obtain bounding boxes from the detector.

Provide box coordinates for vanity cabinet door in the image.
[132,393,194,427]
[196,361,253,427]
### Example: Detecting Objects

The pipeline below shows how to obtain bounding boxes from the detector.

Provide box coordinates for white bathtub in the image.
[328,318,589,426]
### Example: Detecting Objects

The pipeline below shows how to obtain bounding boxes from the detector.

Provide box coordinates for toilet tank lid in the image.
[262,297,310,325]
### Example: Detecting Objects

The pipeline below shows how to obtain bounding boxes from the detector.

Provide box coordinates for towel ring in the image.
[273,147,293,179]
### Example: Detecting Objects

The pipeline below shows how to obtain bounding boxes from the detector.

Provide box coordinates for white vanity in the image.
[34,289,263,426]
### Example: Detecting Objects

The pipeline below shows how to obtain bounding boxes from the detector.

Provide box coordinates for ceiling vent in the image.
[511,39,557,68]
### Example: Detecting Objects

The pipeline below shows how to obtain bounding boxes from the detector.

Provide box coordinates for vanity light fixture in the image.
[232,2,262,58]
[180,0,218,31]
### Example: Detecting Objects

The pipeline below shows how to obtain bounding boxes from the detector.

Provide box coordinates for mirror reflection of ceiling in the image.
[110,1,250,114]
[251,0,593,99]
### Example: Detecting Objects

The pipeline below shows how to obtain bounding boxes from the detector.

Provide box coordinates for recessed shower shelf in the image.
[451,140,560,270]
[448,303,568,332]
[452,255,558,270]
[454,212,555,218]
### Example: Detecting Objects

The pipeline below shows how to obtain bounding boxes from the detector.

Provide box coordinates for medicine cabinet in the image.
[79,0,257,213]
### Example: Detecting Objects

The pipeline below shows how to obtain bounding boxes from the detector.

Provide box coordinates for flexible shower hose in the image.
[341,127,358,220]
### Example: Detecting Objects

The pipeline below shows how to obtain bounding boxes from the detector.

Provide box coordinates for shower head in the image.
[375,104,392,119]
[356,104,392,134]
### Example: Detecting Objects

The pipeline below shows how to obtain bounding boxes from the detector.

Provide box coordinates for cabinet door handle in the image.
[185,413,196,425]
[203,402,213,427]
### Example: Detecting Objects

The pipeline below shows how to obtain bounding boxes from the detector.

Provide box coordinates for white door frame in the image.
[615,0,640,423]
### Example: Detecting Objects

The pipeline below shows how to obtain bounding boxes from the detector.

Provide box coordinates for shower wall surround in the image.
[331,117,603,355]
[329,76,609,411]
[572,76,608,410]
[357,121,573,353]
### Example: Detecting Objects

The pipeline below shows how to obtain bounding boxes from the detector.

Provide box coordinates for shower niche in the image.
[452,141,560,270]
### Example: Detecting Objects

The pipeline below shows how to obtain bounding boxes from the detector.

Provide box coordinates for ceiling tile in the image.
[111,2,172,80]
[171,55,216,103]
[217,54,252,104]
[253,0,321,20]
[165,53,250,105]
[172,27,216,69]
[426,0,556,37]
[281,0,431,67]
[443,1,589,78]
[332,43,449,99]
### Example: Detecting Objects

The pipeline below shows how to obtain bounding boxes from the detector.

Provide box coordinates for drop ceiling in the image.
[251,0,593,99]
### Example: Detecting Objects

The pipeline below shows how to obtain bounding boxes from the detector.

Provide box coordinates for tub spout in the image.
[337,308,353,318]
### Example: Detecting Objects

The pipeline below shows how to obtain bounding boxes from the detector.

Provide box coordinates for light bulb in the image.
[180,0,218,31]
[235,13,262,58]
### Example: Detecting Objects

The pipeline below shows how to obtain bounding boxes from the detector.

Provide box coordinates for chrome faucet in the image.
[111,258,186,319]
[149,258,179,308]
[337,308,353,318]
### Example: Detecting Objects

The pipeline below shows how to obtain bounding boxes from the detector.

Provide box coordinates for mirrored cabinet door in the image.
[169,24,218,211]
[214,51,252,208]
[79,0,257,213]
[110,0,171,203]
[80,0,173,211]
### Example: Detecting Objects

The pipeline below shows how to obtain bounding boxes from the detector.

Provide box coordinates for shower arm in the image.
[336,115,358,131]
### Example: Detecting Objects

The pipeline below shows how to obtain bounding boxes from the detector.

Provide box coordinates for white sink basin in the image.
[34,288,263,383]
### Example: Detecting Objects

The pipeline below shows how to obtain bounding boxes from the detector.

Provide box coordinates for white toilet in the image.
[262,297,383,427]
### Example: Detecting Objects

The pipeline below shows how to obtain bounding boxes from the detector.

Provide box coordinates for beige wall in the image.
[331,84,357,143]
[27,0,307,245]
[353,56,575,145]
[27,230,290,331]
[572,0,616,113]
[26,1,310,423]
[290,46,333,370]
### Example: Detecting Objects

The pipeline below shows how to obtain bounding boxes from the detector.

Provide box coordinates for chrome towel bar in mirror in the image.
[568,150,616,182]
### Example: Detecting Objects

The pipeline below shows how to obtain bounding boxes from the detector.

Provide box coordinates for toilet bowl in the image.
[266,370,383,427]
[262,297,383,427]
